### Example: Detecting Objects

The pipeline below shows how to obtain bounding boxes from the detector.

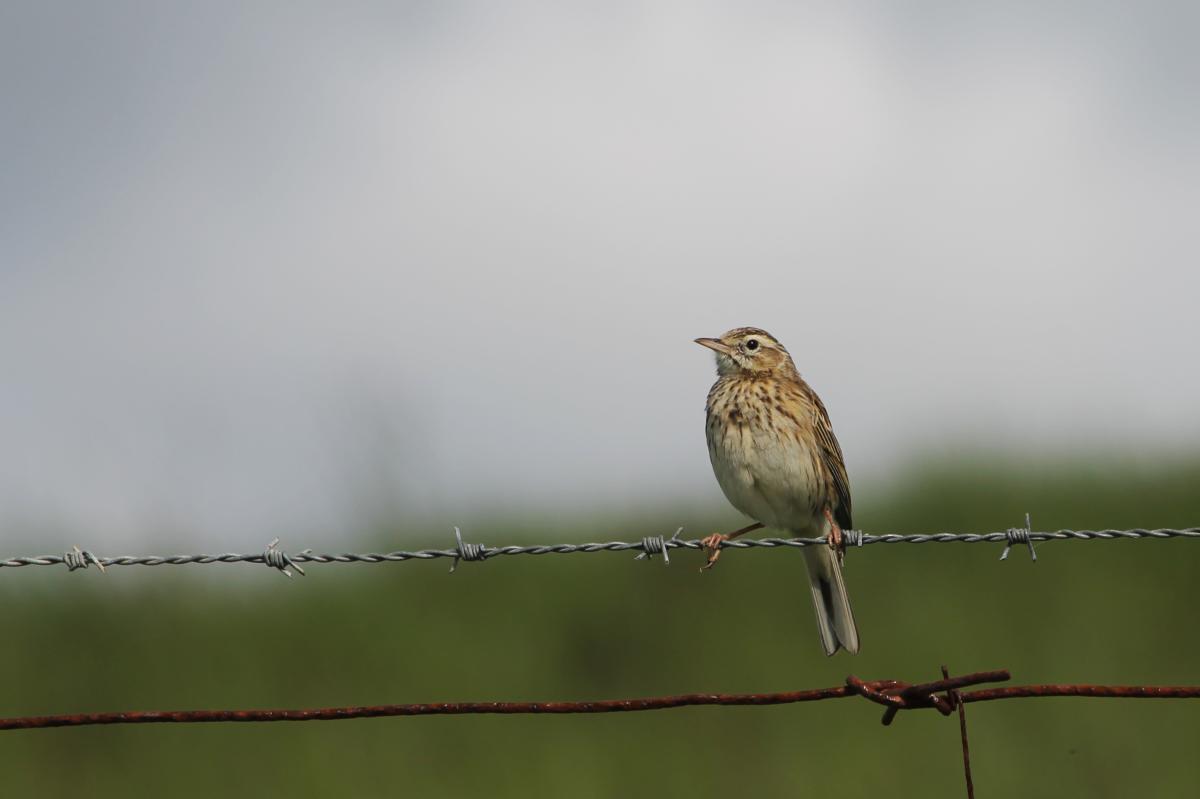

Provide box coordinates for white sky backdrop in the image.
[2,1,1198,547]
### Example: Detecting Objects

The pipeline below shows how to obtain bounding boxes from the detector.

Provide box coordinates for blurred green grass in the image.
[2,456,1199,797]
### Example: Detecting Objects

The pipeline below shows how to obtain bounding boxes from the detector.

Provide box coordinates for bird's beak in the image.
[694,337,734,356]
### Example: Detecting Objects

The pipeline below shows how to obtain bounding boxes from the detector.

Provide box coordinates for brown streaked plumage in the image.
[695,327,860,655]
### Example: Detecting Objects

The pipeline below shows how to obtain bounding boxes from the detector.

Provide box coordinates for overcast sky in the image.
[2,2,1197,548]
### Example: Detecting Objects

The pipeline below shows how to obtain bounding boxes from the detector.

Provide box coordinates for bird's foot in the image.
[699,522,763,571]
[700,533,729,571]
[824,507,845,566]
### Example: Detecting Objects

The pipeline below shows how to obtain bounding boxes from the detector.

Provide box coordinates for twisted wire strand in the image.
[1,526,1197,572]
[3,668,1200,732]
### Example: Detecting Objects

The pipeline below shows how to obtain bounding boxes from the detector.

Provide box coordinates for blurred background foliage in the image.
[3,456,1198,797]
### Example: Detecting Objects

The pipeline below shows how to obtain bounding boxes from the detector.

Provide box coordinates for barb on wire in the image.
[63,545,105,573]
[3,667,1199,732]
[2,524,1198,574]
[1000,513,1037,561]
[635,527,683,565]
[262,538,306,578]
[450,527,487,573]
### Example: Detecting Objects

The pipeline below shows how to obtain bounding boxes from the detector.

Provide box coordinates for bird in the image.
[695,327,860,655]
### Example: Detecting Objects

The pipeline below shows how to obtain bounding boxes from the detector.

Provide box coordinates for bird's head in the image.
[694,327,798,378]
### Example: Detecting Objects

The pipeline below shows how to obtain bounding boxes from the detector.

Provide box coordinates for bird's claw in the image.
[824,507,845,566]
[700,533,729,571]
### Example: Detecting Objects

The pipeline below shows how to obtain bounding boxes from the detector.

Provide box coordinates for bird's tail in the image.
[802,545,860,655]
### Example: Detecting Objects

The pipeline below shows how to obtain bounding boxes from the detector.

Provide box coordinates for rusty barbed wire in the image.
[1,522,1198,576]
[3,668,1199,733]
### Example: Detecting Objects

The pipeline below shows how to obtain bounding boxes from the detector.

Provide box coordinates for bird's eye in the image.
[745,339,759,351]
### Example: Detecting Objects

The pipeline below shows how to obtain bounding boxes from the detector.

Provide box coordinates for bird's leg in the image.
[823,507,845,565]
[700,522,764,571]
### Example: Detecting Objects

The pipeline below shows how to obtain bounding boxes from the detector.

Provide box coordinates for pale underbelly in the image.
[706,422,823,534]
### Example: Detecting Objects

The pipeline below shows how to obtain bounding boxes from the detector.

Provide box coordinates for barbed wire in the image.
[2,520,1199,576]
[5,665,1193,798]
[3,666,1196,732]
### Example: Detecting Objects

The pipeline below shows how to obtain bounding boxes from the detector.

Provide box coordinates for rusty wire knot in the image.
[845,669,1011,726]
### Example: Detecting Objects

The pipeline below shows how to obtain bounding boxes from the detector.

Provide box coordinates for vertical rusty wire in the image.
[943,666,974,799]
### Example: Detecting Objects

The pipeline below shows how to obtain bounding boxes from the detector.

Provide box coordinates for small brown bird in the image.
[696,327,860,655]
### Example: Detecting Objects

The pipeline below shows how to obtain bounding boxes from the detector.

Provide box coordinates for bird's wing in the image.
[808,387,853,531]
